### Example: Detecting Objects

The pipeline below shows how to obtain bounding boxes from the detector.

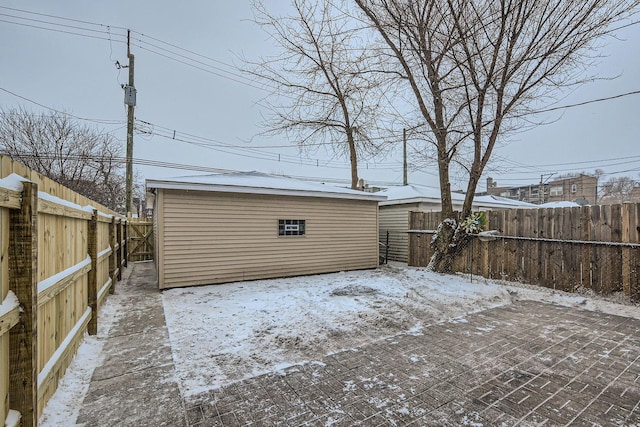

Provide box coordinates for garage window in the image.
[278,219,306,236]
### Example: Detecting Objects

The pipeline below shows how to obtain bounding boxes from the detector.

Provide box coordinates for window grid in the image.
[278,219,306,236]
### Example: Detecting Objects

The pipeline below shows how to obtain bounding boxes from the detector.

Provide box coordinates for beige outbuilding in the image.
[378,184,536,263]
[147,172,385,289]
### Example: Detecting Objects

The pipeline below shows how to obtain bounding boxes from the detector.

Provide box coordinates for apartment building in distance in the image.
[486,173,598,205]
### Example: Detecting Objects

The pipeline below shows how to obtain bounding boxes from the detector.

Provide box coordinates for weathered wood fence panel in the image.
[128,220,154,262]
[408,203,640,302]
[0,156,129,426]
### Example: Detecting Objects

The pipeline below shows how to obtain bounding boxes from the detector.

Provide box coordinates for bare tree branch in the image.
[0,106,126,211]
[241,0,390,188]
[355,0,640,271]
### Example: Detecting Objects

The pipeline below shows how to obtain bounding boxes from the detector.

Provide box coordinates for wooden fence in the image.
[0,156,128,427]
[128,220,153,262]
[408,203,640,301]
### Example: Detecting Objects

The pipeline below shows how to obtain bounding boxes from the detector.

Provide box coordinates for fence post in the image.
[109,216,116,294]
[8,181,38,427]
[123,220,129,268]
[87,209,98,335]
[117,219,123,281]
[385,230,389,264]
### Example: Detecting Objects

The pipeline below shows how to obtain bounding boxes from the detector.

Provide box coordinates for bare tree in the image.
[243,0,387,189]
[599,176,638,203]
[0,107,125,211]
[354,0,639,271]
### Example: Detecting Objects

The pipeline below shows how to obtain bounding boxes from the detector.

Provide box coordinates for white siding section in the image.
[157,189,379,289]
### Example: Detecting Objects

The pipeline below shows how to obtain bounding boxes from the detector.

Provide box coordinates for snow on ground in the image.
[161,262,640,398]
[38,275,130,427]
[36,262,640,423]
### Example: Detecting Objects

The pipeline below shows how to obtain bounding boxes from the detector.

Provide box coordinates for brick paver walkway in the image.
[73,263,640,426]
[185,301,640,426]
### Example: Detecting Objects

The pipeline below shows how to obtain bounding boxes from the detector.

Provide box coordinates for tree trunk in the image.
[348,130,359,189]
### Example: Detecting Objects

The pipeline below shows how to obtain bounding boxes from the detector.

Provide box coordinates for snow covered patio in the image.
[39,262,640,426]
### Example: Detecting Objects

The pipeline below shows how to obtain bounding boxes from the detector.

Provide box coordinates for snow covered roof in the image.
[473,194,537,208]
[379,184,536,208]
[146,172,386,202]
[538,201,581,208]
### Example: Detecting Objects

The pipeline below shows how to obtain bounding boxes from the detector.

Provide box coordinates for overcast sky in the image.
[1,1,639,191]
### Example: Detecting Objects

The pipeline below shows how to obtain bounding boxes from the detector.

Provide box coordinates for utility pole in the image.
[403,128,408,186]
[539,174,544,204]
[124,30,136,217]
[539,173,556,204]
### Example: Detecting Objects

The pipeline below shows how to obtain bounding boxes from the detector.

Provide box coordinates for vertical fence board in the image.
[622,204,631,295]
[8,182,38,427]
[118,221,129,270]
[581,206,592,289]
[87,210,98,336]
[117,220,123,281]
[109,217,116,295]
[0,208,9,426]
[631,247,640,303]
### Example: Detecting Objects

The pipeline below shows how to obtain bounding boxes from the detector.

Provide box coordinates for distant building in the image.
[486,174,598,205]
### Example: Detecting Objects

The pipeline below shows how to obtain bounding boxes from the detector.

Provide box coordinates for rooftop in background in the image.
[379,184,537,208]
[486,174,597,205]
[538,201,582,208]
[146,171,386,202]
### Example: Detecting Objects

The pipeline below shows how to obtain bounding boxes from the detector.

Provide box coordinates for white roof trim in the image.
[380,196,536,209]
[146,179,386,202]
[379,197,438,206]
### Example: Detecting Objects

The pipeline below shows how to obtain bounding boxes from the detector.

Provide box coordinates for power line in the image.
[5,6,640,116]
[527,90,640,115]
[0,85,401,172]
[135,118,402,170]
[0,5,127,30]
[0,17,123,42]
[0,150,404,187]
[0,8,269,93]
[0,87,125,125]
[0,12,121,37]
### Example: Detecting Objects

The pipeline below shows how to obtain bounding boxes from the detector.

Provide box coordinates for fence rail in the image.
[0,156,129,427]
[408,203,640,302]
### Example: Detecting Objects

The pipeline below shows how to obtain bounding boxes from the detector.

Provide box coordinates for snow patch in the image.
[5,409,21,427]
[0,173,30,191]
[37,257,91,295]
[38,270,130,427]
[0,290,20,318]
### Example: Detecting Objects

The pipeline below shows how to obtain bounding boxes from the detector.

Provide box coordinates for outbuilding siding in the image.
[156,189,379,289]
[379,203,418,263]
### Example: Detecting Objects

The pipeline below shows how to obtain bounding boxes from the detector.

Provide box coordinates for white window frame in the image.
[550,186,563,197]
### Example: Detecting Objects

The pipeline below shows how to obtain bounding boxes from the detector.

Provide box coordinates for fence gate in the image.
[128,221,154,261]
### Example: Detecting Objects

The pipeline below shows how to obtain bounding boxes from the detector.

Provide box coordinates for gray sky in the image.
[1,1,639,191]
